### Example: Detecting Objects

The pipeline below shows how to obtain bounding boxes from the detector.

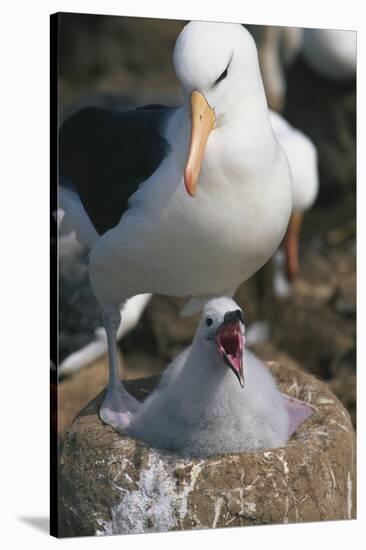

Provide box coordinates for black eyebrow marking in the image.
[214,54,233,86]
[214,67,228,85]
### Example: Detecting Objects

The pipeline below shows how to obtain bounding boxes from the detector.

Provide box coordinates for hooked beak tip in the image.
[237,355,245,389]
[228,360,245,388]
[184,168,196,197]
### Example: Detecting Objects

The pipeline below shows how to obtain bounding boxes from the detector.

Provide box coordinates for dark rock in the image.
[57,13,185,109]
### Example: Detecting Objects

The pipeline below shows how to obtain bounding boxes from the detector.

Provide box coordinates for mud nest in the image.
[58,360,356,537]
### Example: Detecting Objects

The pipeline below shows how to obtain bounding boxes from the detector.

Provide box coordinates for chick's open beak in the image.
[215,310,245,388]
[184,91,215,197]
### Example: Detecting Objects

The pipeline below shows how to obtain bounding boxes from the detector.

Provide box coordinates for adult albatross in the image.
[59,21,293,431]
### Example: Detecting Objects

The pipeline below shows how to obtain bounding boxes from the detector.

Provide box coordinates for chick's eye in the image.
[206,317,213,327]
[214,67,228,86]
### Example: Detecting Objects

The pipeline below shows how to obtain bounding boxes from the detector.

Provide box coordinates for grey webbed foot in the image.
[282,394,316,437]
[99,304,140,431]
[100,382,140,432]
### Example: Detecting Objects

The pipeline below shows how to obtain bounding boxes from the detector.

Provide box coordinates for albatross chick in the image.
[126,298,313,457]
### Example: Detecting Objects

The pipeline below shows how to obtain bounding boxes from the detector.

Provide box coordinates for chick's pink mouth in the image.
[215,320,244,386]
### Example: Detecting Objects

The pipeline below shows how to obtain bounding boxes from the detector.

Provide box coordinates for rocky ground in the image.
[55,13,356,437]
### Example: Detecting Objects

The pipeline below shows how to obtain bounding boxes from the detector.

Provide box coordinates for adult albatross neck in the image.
[58,21,293,432]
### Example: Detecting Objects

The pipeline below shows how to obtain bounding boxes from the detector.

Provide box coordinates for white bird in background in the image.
[59,21,293,432]
[126,298,314,457]
[249,26,356,113]
[269,110,319,282]
[247,25,304,111]
[302,29,356,82]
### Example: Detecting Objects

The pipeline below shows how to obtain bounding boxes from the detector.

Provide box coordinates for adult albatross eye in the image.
[214,66,228,86]
[206,317,213,327]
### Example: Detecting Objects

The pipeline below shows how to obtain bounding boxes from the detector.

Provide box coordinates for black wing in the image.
[59,105,173,235]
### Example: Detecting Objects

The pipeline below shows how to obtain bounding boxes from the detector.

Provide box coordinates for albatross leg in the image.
[283,210,303,282]
[99,305,140,432]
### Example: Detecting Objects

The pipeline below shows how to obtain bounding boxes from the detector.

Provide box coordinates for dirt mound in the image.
[59,361,355,537]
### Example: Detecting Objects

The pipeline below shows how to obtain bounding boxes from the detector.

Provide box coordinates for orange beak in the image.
[283,211,303,282]
[184,91,215,197]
